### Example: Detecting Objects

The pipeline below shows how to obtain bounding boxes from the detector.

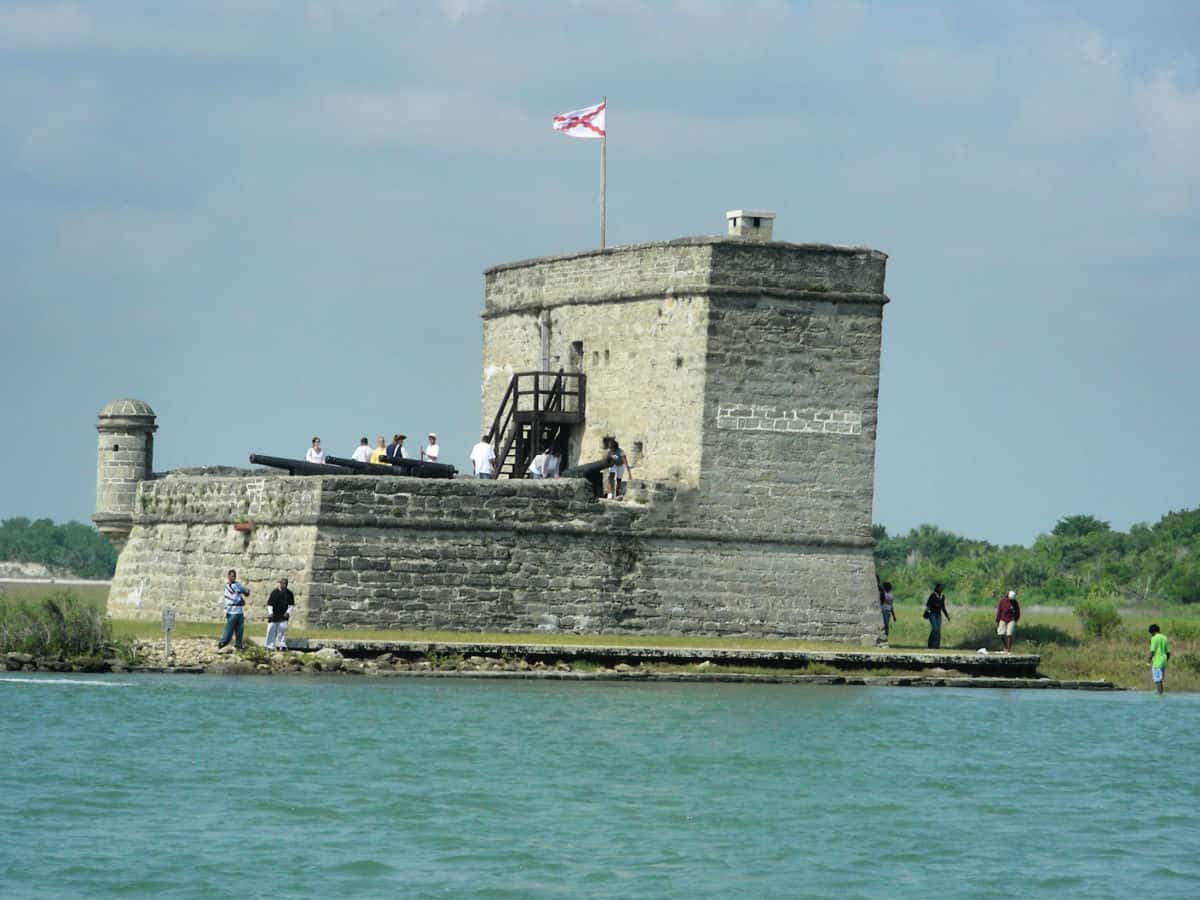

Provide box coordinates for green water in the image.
[1,675,1196,898]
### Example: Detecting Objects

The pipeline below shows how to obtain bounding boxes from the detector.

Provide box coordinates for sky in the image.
[2,0,1198,546]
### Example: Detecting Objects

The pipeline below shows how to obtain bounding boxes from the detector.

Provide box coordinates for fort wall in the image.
[110,473,878,640]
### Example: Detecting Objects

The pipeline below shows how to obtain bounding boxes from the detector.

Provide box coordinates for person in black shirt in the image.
[266,577,296,651]
[925,583,950,649]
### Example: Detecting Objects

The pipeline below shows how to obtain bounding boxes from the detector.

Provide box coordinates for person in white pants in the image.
[265,577,295,650]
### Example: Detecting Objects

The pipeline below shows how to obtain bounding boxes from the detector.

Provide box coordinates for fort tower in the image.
[92,399,157,551]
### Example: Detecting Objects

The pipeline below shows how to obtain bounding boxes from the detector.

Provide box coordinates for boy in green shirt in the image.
[1148,624,1169,694]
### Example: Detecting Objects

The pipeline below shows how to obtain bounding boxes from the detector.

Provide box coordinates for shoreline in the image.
[3,639,1123,690]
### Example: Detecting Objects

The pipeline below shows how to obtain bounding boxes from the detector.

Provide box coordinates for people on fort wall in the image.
[420,433,438,462]
[603,436,632,499]
[471,436,495,479]
[528,446,562,480]
[924,583,950,649]
[266,577,295,651]
[389,434,409,460]
[351,437,372,464]
[305,437,325,465]
[217,569,249,651]
[369,436,388,464]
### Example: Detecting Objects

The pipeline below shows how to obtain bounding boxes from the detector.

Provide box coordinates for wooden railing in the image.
[486,371,586,477]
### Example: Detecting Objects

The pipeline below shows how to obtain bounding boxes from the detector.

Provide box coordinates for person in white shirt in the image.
[544,447,561,479]
[305,437,325,464]
[351,437,372,464]
[529,450,549,479]
[421,433,440,462]
[470,436,495,479]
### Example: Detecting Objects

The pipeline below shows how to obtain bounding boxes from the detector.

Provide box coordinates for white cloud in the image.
[1135,72,1200,206]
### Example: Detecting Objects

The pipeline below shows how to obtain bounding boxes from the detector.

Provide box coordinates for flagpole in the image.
[600,96,607,249]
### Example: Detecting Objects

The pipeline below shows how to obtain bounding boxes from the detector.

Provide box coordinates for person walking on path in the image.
[877,577,896,643]
[995,589,1020,652]
[265,577,295,651]
[925,583,950,649]
[217,569,249,651]
[470,436,495,479]
[305,437,325,465]
[1148,624,1170,694]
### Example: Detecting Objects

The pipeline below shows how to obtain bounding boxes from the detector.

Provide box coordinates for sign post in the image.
[162,607,176,658]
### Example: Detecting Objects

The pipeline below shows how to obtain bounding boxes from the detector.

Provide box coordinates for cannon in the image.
[560,454,618,498]
[325,454,457,480]
[249,454,355,476]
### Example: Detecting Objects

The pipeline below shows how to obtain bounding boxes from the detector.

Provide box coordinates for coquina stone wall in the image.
[109,472,878,641]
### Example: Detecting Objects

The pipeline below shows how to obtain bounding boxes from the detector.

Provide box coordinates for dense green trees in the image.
[875,508,1200,607]
[0,518,117,579]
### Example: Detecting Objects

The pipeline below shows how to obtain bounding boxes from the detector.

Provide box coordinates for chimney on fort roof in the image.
[726,209,775,241]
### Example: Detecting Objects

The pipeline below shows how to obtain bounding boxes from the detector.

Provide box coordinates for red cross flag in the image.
[552,101,606,139]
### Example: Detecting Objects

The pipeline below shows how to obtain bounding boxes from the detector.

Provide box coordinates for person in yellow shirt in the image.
[1148,624,1169,694]
[369,435,388,464]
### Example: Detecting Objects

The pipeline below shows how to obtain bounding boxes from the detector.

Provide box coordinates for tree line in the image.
[0,518,117,580]
[874,508,1200,607]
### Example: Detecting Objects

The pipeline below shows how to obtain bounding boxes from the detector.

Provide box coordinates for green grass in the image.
[0,582,110,607]
[9,586,1198,690]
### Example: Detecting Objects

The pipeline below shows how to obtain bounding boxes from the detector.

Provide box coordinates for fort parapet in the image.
[103,211,891,642]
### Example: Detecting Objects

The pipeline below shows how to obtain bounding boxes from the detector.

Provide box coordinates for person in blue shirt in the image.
[217,569,250,651]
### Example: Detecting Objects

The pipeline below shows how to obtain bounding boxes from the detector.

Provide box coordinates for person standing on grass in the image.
[877,577,896,643]
[925,583,950,649]
[217,569,249,651]
[995,589,1020,652]
[1148,624,1169,694]
[265,577,295,651]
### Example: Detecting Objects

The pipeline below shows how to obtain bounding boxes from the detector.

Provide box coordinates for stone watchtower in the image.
[92,399,157,551]
[480,210,889,639]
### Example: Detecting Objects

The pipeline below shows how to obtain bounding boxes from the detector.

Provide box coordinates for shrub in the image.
[1074,598,1122,638]
[0,590,112,657]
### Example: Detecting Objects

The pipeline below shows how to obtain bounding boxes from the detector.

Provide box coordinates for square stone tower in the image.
[480,212,888,638]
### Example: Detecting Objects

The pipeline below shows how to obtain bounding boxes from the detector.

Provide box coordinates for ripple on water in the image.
[2,677,1199,898]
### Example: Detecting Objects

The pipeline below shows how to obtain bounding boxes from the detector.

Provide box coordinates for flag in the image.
[552,101,606,139]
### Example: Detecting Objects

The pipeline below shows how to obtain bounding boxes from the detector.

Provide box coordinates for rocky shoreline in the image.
[2,639,1120,690]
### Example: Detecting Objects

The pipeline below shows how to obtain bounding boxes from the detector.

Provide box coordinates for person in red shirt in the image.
[995,590,1020,652]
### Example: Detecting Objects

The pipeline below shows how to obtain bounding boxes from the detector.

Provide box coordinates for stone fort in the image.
[97,210,890,642]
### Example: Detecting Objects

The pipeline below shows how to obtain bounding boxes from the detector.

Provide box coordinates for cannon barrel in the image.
[561,454,617,497]
[560,455,616,479]
[325,454,457,480]
[249,454,355,476]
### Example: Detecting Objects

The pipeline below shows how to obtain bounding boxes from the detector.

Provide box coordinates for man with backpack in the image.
[995,590,1021,652]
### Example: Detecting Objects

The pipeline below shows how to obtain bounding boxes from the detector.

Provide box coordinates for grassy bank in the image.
[7,587,1197,690]
[0,581,110,607]
[884,602,1200,691]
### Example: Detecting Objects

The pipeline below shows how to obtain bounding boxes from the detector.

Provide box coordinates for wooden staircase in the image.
[486,371,586,479]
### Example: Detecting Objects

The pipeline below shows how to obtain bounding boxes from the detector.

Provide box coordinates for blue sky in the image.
[2,0,1198,545]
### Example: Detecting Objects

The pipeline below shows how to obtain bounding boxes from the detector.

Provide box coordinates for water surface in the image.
[2,675,1196,898]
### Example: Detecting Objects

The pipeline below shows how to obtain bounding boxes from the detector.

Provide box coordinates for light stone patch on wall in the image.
[716,405,863,436]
